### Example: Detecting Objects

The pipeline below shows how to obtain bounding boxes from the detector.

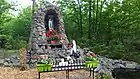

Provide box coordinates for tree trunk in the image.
[28,0,35,50]
[88,0,92,39]
[95,0,99,37]
[77,0,83,37]
[92,0,96,33]
[98,0,105,41]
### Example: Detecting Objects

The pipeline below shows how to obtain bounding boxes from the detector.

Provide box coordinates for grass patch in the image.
[0,49,19,58]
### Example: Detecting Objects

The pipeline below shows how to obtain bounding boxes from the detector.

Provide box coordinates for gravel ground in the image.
[0,67,94,79]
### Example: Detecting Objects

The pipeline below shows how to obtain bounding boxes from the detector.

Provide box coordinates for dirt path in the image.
[0,67,94,79]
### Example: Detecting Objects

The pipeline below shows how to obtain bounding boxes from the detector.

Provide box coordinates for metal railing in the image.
[38,61,96,79]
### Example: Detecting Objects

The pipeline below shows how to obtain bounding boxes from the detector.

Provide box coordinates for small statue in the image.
[48,19,53,29]
[48,15,54,30]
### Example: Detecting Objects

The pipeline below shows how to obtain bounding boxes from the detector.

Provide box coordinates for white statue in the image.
[59,58,68,66]
[48,18,53,30]
[72,40,77,53]
[66,56,73,63]
[70,40,77,54]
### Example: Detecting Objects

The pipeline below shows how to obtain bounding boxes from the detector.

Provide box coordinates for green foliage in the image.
[3,7,32,41]
[0,35,27,49]
[96,73,112,79]
[104,73,112,79]
[0,2,31,49]
[0,35,9,48]
[48,35,61,41]
[56,0,140,63]
[0,0,11,24]
[5,39,27,50]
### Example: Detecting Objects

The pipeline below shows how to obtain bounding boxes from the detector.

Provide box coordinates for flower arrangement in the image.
[85,52,98,61]
[48,35,61,41]
[46,29,62,44]
[37,58,52,64]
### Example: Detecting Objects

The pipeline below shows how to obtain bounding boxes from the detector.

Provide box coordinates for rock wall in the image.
[30,5,69,65]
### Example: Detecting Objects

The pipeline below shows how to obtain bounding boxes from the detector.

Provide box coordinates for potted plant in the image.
[84,52,99,68]
[44,59,52,71]
[37,58,52,72]
[48,35,61,44]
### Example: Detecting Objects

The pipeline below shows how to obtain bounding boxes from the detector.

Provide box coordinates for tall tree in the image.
[95,0,99,37]
[88,0,92,39]
[77,0,83,37]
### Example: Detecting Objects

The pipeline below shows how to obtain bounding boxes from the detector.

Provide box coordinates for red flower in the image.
[90,53,96,57]
[46,30,54,38]
[87,53,96,57]
[33,56,37,59]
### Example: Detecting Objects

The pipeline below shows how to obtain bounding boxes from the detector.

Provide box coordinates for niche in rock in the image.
[44,9,59,32]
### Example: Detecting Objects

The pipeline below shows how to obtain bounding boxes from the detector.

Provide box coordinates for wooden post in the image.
[89,68,92,77]
[38,72,40,79]
[93,69,94,79]
[66,70,69,79]
[68,70,69,79]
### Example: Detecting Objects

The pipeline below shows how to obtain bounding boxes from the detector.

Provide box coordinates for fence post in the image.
[66,70,69,79]
[89,68,92,77]
[93,68,94,79]
[38,72,40,79]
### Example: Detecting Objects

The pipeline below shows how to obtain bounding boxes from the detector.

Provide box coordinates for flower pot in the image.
[51,40,57,44]
[85,60,99,68]
[37,64,46,72]
[45,64,52,71]
[37,64,52,72]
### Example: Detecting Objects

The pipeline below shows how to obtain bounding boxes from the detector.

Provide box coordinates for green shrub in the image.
[4,36,27,50]
[97,73,112,79]
[0,35,10,48]
[105,73,112,79]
